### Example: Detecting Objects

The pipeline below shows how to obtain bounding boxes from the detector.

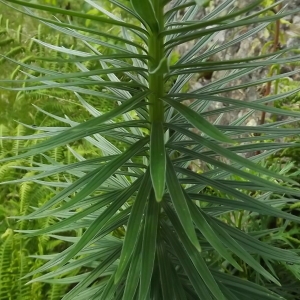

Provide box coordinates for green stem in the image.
[148,0,164,123]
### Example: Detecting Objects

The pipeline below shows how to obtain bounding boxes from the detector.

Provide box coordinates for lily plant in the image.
[1,0,300,299]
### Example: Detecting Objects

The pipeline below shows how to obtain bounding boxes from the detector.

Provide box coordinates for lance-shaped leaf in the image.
[163,97,233,143]
[166,155,200,251]
[163,202,227,300]
[123,237,142,300]
[0,91,150,163]
[21,137,149,220]
[115,168,152,282]
[150,122,166,201]
[139,191,160,300]
[131,0,159,32]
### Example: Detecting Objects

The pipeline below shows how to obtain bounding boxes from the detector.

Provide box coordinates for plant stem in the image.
[148,0,165,123]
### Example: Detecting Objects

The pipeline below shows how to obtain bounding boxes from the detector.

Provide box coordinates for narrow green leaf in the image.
[163,202,227,300]
[139,191,160,300]
[24,137,148,220]
[166,156,200,251]
[200,211,281,285]
[161,222,213,299]
[150,122,166,201]
[62,246,122,300]
[170,145,299,197]
[94,207,131,242]
[23,208,130,279]
[0,156,116,185]
[167,123,298,186]
[1,0,148,34]
[115,168,152,282]
[34,53,149,63]
[164,4,299,46]
[157,236,175,300]
[20,166,107,220]
[214,218,300,264]
[58,183,140,267]
[170,92,300,119]
[177,167,300,223]
[218,283,241,300]
[184,193,242,271]
[0,54,145,92]
[211,270,284,300]
[110,0,146,24]
[150,263,162,300]
[131,0,159,32]
[170,54,300,74]
[0,67,146,85]
[24,192,120,236]
[0,92,150,163]
[168,264,188,300]
[98,270,119,300]
[163,97,232,143]
[28,250,113,283]
[172,48,291,69]
[123,237,142,300]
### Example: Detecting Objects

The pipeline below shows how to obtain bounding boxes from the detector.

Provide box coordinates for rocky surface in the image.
[167,1,300,128]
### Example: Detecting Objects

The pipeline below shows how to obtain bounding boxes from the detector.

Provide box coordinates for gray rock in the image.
[168,1,300,129]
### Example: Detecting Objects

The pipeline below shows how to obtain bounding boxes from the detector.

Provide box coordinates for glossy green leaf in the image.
[139,191,160,300]
[196,209,281,285]
[156,235,176,300]
[131,0,159,32]
[166,156,200,251]
[121,237,142,300]
[115,168,152,282]
[167,123,298,186]
[161,222,213,299]
[183,192,242,271]
[0,92,150,163]
[163,202,226,300]
[163,97,233,143]
[62,246,122,300]
[150,122,166,201]
[2,0,147,34]
[211,270,284,299]
[24,137,148,220]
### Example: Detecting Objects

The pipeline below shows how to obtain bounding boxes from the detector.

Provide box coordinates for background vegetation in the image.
[0,1,117,299]
[1,0,300,299]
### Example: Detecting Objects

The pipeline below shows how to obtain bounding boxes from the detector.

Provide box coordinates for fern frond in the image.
[0,229,14,300]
